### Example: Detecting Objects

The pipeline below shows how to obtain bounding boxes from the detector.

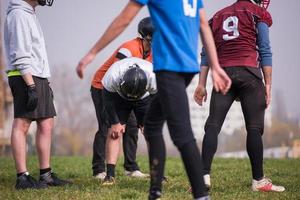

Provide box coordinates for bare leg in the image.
[11,118,31,173]
[106,128,121,165]
[36,118,53,169]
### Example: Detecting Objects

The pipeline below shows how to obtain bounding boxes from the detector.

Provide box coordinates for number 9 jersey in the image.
[209,0,272,68]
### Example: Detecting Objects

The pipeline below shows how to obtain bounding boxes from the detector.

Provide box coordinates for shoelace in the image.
[49,172,65,184]
[262,178,272,185]
[41,172,50,179]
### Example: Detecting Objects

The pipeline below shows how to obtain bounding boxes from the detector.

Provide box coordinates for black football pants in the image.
[144,71,208,198]
[90,86,139,175]
[202,67,266,180]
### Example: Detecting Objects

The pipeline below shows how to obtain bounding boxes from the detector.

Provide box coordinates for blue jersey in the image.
[133,0,203,73]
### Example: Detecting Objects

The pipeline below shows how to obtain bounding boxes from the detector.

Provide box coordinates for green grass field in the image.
[0,156,299,200]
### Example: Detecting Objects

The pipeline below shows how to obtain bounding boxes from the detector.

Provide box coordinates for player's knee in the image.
[144,123,164,141]
[144,130,163,142]
[38,124,53,135]
[12,119,31,133]
[126,119,138,128]
[125,125,138,136]
[204,122,222,135]
[172,135,195,149]
[246,125,264,136]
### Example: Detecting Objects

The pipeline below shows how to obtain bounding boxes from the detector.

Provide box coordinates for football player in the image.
[194,0,285,192]
[76,17,153,180]
[101,57,157,185]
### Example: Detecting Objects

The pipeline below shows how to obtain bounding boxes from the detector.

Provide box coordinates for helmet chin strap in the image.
[145,38,152,46]
[140,36,151,59]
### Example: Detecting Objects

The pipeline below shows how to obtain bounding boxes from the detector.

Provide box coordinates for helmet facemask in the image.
[143,34,152,46]
[38,0,54,6]
[250,0,270,9]
[138,17,155,46]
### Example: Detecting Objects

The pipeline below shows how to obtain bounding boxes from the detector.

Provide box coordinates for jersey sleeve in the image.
[131,0,148,6]
[257,22,272,67]
[257,10,273,27]
[147,72,157,95]
[116,40,139,59]
[117,47,133,58]
[101,63,122,93]
[198,0,204,9]
[7,12,33,75]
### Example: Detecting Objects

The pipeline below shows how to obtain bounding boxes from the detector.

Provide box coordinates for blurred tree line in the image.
[50,66,97,155]
[218,118,300,153]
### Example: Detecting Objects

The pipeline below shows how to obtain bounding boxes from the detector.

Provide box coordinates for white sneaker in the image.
[125,170,149,178]
[252,177,285,192]
[203,174,211,189]
[94,172,106,181]
[195,196,211,200]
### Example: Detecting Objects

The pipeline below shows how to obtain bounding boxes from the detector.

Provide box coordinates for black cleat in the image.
[148,189,162,200]
[102,175,116,186]
[40,172,72,186]
[15,173,48,190]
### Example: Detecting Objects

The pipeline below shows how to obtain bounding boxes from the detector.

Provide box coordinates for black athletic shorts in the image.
[8,76,56,120]
[114,96,152,127]
[102,89,152,127]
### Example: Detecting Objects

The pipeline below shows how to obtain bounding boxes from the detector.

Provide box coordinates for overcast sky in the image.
[1,0,300,119]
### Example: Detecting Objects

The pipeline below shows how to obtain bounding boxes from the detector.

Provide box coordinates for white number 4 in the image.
[183,0,197,18]
[223,16,239,41]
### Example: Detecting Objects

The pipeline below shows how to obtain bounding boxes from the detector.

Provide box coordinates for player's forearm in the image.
[88,2,142,56]
[198,66,209,87]
[199,9,219,70]
[262,66,272,86]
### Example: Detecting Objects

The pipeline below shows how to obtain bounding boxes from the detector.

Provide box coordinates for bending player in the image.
[101,57,157,185]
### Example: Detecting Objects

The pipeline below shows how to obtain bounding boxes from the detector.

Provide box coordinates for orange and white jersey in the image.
[91,38,152,89]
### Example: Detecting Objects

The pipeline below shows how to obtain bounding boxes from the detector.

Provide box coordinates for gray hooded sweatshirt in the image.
[4,0,50,78]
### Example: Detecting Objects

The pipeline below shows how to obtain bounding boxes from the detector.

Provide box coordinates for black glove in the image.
[27,84,38,111]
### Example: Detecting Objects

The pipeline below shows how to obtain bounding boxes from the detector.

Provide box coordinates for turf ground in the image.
[0,156,299,200]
